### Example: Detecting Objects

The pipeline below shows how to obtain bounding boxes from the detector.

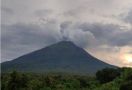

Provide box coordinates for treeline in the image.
[1,67,132,90]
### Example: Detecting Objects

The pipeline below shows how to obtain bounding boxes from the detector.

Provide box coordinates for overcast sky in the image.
[1,0,132,67]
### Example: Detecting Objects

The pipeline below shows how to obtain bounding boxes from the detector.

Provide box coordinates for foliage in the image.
[96,68,121,83]
[1,67,132,90]
[120,81,132,90]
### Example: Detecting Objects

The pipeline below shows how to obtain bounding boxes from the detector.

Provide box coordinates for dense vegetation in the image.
[1,67,132,90]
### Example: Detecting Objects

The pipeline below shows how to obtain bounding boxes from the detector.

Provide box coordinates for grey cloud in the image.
[2,21,132,62]
[34,9,53,17]
[124,9,132,24]
[1,23,61,62]
[79,23,120,38]
[79,23,132,47]
[70,30,96,48]
[1,7,14,14]
[60,21,72,41]
[2,24,60,46]
[1,7,15,24]
[109,30,132,46]
[2,0,132,67]
[60,22,98,48]
[59,22,132,48]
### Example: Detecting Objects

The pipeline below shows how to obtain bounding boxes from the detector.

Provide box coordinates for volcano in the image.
[1,41,116,74]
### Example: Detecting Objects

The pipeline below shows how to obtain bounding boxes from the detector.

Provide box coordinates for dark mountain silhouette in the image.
[1,41,117,74]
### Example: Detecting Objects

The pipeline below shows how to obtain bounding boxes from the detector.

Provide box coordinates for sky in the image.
[1,0,132,67]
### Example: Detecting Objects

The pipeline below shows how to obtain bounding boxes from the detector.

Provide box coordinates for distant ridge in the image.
[1,41,117,74]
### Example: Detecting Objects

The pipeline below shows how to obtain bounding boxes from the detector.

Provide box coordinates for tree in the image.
[8,71,21,90]
[120,81,132,90]
[20,74,29,88]
[96,68,120,83]
[7,71,29,90]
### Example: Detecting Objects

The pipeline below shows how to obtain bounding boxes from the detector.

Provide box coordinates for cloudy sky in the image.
[1,0,132,67]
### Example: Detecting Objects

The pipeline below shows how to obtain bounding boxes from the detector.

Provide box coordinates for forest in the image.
[1,67,132,90]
